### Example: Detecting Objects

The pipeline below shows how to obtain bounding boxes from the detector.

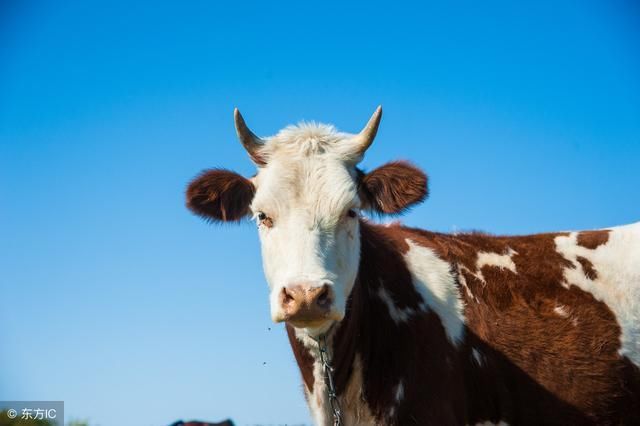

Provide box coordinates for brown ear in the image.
[360,161,428,214]
[186,169,255,222]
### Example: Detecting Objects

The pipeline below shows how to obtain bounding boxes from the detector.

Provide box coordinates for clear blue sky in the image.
[1,1,639,425]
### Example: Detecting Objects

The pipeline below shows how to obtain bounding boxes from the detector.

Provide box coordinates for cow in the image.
[185,107,640,425]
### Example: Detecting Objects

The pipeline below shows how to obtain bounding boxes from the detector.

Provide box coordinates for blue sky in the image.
[1,1,639,425]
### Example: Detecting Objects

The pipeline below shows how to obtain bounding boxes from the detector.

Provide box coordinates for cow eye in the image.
[256,211,273,228]
[347,209,358,218]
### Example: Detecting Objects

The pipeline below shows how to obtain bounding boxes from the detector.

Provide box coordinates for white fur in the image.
[257,122,365,164]
[307,356,331,426]
[377,285,416,324]
[295,325,375,426]
[403,239,466,345]
[387,380,405,420]
[475,248,518,283]
[340,353,376,425]
[455,249,517,299]
[394,380,405,402]
[554,222,640,367]
[294,327,333,426]
[553,304,570,318]
[251,123,364,327]
[456,264,479,302]
[472,348,484,366]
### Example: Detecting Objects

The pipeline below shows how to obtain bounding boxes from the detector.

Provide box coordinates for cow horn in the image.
[234,108,267,165]
[352,106,382,157]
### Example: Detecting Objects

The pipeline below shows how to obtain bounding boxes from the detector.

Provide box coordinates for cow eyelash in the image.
[255,211,273,228]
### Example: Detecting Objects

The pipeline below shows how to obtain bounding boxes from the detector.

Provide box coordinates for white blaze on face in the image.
[249,124,363,328]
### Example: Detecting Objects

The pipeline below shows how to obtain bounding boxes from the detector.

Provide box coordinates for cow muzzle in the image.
[274,283,339,327]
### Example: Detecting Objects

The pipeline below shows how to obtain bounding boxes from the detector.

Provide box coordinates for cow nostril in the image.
[282,288,295,304]
[316,286,331,308]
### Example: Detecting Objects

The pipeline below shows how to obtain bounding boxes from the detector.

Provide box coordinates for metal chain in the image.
[317,333,343,426]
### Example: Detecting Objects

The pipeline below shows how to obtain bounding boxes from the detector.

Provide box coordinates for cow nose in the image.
[280,283,333,324]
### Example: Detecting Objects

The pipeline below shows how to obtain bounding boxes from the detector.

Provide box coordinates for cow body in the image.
[186,108,640,425]
[288,221,640,425]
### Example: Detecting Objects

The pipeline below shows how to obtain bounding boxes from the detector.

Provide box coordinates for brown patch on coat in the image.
[577,256,598,280]
[186,169,255,222]
[359,161,428,214]
[577,230,610,249]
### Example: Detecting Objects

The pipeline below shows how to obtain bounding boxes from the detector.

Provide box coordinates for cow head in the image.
[186,107,427,334]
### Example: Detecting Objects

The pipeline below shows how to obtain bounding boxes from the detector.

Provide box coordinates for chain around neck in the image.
[311,327,343,426]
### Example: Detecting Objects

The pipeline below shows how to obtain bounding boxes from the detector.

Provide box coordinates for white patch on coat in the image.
[377,285,416,324]
[306,367,329,425]
[294,328,332,426]
[554,222,640,367]
[475,248,518,283]
[295,328,376,426]
[388,379,405,420]
[457,264,479,302]
[340,353,376,425]
[472,348,484,366]
[394,380,405,402]
[403,239,466,345]
[553,304,570,318]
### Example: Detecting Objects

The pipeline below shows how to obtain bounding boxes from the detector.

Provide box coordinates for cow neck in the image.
[286,220,415,396]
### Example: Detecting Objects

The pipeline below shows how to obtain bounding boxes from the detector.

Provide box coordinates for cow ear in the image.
[186,169,255,222]
[360,161,428,214]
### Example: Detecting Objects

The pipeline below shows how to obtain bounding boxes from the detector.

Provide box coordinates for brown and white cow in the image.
[186,108,640,425]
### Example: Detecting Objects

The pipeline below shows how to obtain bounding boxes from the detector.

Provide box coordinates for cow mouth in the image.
[285,311,343,330]
[287,318,332,329]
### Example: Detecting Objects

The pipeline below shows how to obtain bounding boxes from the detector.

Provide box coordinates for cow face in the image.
[186,107,427,334]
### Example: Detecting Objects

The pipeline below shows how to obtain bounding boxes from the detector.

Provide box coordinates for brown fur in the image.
[185,169,255,222]
[359,161,428,214]
[577,230,610,249]
[288,222,640,425]
[577,256,598,280]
